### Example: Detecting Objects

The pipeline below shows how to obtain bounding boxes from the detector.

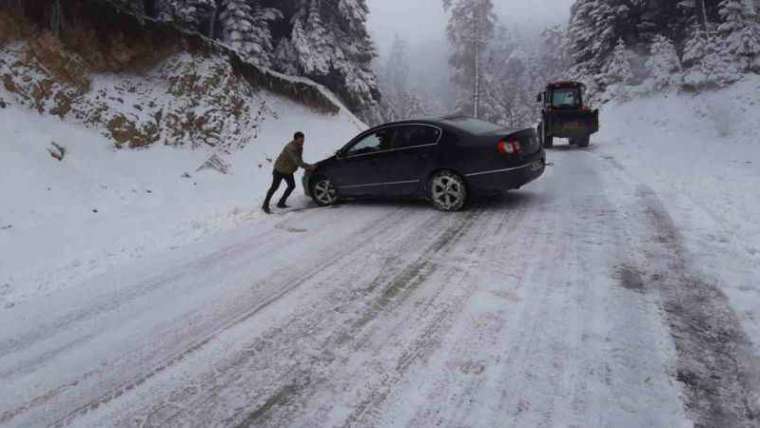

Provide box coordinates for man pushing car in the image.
[262,132,315,214]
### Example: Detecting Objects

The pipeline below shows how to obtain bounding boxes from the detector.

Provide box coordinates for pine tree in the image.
[683,24,710,68]
[157,0,216,28]
[378,35,412,120]
[540,24,570,82]
[444,0,496,118]
[645,35,682,91]
[218,0,282,68]
[683,26,742,88]
[718,0,760,70]
[278,0,380,122]
[567,0,618,80]
[602,38,634,86]
[384,35,410,95]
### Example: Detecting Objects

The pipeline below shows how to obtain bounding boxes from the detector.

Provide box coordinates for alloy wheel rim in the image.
[314,179,337,205]
[432,175,464,210]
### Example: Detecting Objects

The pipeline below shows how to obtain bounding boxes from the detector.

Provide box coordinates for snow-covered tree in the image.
[378,35,426,120]
[602,38,634,86]
[683,25,711,68]
[718,0,760,70]
[477,24,549,128]
[444,0,496,118]
[539,24,570,82]
[157,0,215,28]
[383,35,410,96]
[645,35,682,90]
[567,0,618,80]
[277,0,379,121]
[683,27,742,88]
[218,0,282,68]
[598,38,634,101]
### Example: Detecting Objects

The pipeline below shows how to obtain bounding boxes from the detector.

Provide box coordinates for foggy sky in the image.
[367,0,577,55]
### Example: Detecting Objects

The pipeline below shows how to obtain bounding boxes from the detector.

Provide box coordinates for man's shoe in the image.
[262,206,272,214]
[276,203,290,209]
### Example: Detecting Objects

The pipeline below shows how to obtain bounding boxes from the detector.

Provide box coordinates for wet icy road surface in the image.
[1,147,758,427]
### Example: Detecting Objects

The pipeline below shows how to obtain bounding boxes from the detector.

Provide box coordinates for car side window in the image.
[394,125,441,149]
[345,128,395,156]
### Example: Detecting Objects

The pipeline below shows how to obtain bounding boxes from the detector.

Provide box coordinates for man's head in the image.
[294,132,305,146]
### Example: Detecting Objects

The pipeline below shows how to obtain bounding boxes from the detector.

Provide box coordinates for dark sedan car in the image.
[304,116,546,211]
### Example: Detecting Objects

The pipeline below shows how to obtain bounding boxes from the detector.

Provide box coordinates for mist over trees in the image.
[376,0,759,128]
[378,0,570,128]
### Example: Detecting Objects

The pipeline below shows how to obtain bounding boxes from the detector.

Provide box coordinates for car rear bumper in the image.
[465,154,546,194]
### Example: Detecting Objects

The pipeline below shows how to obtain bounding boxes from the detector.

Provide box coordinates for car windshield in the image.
[551,88,581,108]
[445,117,503,135]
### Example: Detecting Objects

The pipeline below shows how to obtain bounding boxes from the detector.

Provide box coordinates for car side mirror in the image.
[537,93,542,103]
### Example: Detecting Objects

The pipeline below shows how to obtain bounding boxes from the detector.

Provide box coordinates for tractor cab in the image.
[536,81,599,148]
[537,81,587,110]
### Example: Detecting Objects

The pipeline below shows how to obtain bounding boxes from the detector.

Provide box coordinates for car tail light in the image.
[498,139,521,156]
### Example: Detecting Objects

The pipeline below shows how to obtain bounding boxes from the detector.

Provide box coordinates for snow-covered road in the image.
[2,145,758,428]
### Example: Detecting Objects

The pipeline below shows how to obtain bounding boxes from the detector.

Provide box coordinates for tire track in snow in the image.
[2,208,410,427]
[598,152,760,426]
[635,185,760,427]
[228,208,488,428]
[73,206,463,427]
[370,150,686,427]
[331,198,537,428]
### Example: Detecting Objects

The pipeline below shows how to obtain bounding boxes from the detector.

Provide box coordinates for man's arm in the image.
[286,144,313,170]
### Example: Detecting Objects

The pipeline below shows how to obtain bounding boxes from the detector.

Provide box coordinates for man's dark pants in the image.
[264,170,296,208]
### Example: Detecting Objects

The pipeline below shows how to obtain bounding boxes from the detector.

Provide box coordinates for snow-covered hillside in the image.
[594,75,760,353]
[3,68,760,428]
[0,76,364,310]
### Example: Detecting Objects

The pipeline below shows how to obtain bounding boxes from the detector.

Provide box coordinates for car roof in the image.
[370,118,448,128]
[382,114,479,127]
[366,116,515,135]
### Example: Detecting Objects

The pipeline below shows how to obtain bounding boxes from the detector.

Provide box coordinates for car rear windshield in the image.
[445,117,503,135]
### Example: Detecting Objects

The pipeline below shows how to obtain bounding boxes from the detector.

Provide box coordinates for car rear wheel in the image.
[576,136,590,147]
[311,177,338,206]
[429,171,467,212]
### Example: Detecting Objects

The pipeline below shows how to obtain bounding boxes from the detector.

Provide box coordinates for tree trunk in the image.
[144,0,156,18]
[472,6,481,119]
[51,0,62,36]
[208,2,220,39]
[699,0,709,30]
[474,42,480,119]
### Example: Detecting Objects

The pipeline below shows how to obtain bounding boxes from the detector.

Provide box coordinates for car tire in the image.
[429,171,468,212]
[577,136,590,148]
[310,176,339,207]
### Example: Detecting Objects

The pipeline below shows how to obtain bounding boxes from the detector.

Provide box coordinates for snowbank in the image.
[0,93,364,308]
[596,75,760,352]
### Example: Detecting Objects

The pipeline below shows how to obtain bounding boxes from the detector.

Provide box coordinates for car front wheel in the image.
[429,171,468,212]
[311,177,339,206]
